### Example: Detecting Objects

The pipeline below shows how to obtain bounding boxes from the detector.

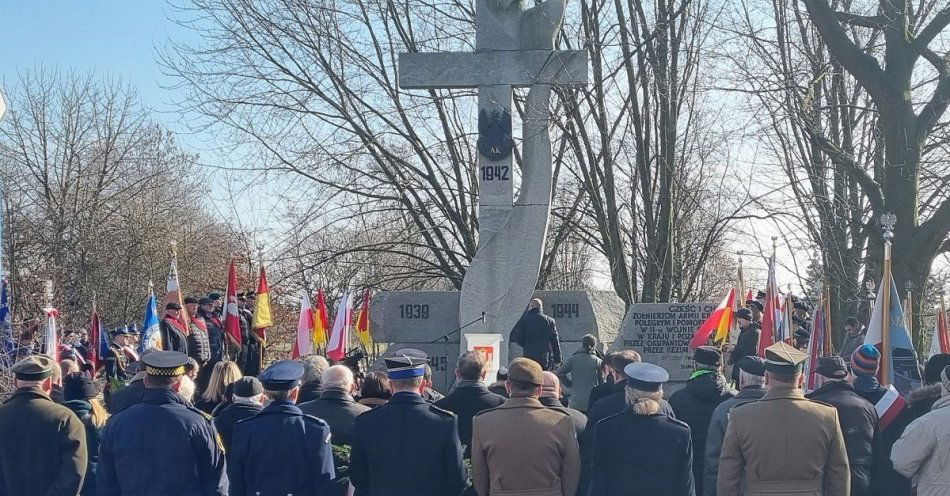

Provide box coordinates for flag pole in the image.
[824,276,833,356]
[880,213,896,386]
[905,281,914,351]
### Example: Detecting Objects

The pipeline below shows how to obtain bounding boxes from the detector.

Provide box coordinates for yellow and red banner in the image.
[354,289,373,348]
[690,288,735,348]
[251,265,272,343]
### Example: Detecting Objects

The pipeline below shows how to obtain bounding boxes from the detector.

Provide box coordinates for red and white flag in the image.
[43,308,59,361]
[327,293,352,362]
[293,289,315,359]
[165,253,190,332]
[874,384,906,431]
[224,260,242,346]
[758,255,785,356]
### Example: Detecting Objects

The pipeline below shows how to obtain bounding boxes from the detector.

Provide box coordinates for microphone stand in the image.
[429,312,486,344]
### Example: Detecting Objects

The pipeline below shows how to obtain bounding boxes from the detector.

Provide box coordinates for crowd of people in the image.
[1,294,949,496]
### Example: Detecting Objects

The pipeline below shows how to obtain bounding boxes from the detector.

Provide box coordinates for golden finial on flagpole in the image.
[880,213,896,385]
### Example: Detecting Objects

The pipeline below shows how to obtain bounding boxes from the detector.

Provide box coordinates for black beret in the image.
[165,302,182,310]
[737,356,766,376]
[198,297,213,305]
[924,354,950,384]
[815,356,848,379]
[207,292,222,301]
[735,308,753,321]
[693,346,722,367]
[183,296,199,304]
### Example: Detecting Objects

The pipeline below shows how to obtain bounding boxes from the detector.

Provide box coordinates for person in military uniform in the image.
[228,360,336,496]
[97,351,228,496]
[471,358,580,496]
[350,355,467,496]
[159,302,190,355]
[718,342,850,496]
[185,296,212,371]
[590,362,694,496]
[240,292,263,376]
[103,327,139,384]
[0,355,88,495]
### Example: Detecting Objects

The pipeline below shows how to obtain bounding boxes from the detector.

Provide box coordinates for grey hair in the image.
[624,386,663,415]
[390,376,424,392]
[738,370,765,388]
[300,355,330,384]
[265,389,295,402]
[321,365,355,392]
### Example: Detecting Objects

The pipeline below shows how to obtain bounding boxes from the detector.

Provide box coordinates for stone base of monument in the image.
[609,302,716,394]
[369,290,625,393]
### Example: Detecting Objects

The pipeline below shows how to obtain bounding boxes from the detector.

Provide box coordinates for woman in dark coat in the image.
[590,362,695,496]
[62,372,109,496]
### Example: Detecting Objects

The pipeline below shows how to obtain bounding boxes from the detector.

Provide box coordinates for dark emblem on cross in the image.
[477,108,514,161]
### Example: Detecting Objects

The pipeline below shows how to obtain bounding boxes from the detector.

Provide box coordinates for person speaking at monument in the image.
[510,298,562,370]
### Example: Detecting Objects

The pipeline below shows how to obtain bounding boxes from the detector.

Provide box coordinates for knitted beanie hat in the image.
[851,344,881,376]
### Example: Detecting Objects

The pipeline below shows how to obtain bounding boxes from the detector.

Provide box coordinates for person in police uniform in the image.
[97,351,228,496]
[350,355,468,496]
[228,360,336,496]
[590,362,694,496]
[717,342,850,496]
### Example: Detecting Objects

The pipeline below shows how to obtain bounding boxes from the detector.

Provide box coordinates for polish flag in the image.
[224,261,242,346]
[874,385,906,431]
[928,298,949,358]
[293,290,315,359]
[758,255,784,356]
[327,293,352,362]
[690,289,735,348]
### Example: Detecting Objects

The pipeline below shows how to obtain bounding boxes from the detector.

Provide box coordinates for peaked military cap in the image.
[756,290,767,299]
[236,292,246,299]
[245,291,257,298]
[110,326,130,337]
[165,302,182,310]
[207,292,222,301]
[385,355,429,379]
[198,297,213,305]
[142,351,189,377]
[764,341,807,374]
[748,300,764,312]
[259,360,304,391]
[794,326,810,340]
[623,362,669,392]
[12,354,56,381]
[183,296,199,305]
[794,301,809,311]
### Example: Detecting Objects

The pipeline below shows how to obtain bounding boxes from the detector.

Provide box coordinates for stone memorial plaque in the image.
[610,302,716,383]
[371,290,624,392]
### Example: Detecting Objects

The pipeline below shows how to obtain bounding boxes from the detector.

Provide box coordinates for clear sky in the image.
[0,1,191,120]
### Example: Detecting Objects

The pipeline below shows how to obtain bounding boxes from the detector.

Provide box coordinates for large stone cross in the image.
[399,0,588,363]
[398,0,588,240]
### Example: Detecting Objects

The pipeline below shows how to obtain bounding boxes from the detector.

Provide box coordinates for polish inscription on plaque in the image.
[612,302,715,382]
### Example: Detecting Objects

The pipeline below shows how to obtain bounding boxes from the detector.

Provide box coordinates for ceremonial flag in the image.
[293,289,315,359]
[251,265,272,343]
[327,293,352,362]
[865,273,922,394]
[224,260,242,346]
[805,302,830,391]
[758,255,785,356]
[689,289,735,348]
[140,290,162,353]
[354,289,373,349]
[89,306,103,368]
[928,297,949,358]
[0,280,12,365]
[165,252,190,333]
[313,289,329,349]
[874,384,907,431]
[43,307,59,361]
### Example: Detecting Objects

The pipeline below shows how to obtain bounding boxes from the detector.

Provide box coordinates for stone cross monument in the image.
[399,0,588,360]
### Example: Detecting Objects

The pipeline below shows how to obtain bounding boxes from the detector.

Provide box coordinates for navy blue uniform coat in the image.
[228,400,335,496]
[349,391,467,496]
[591,412,695,496]
[97,388,227,496]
